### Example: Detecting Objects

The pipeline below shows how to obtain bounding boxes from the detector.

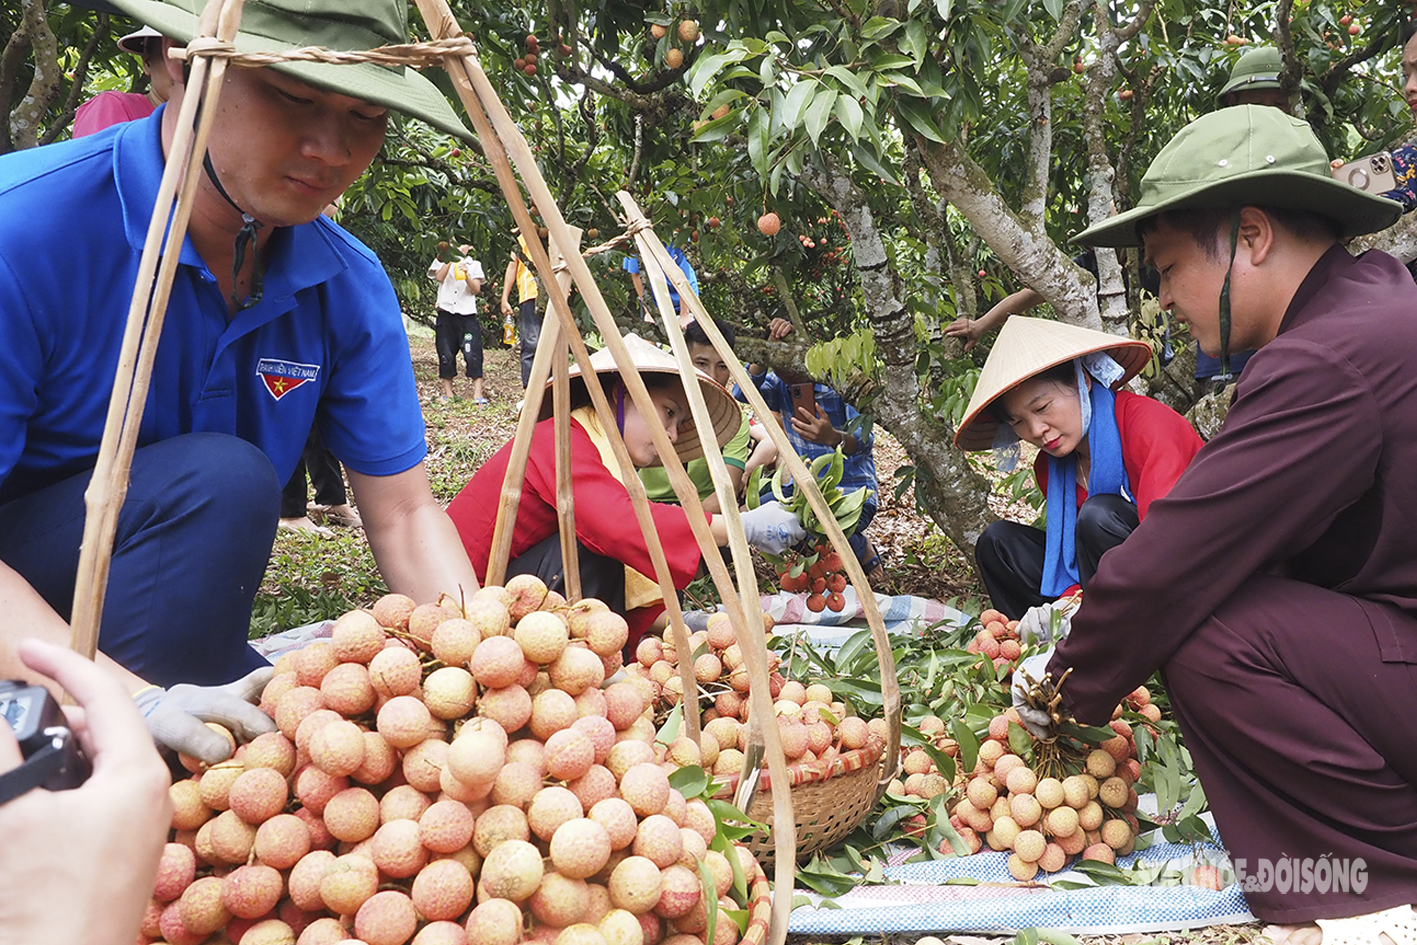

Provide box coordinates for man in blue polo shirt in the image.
[0,0,480,763]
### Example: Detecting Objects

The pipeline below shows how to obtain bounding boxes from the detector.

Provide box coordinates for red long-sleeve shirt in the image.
[446,417,707,638]
[1032,390,1203,520]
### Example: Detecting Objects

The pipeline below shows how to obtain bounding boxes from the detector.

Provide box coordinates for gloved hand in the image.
[133,666,276,764]
[1017,593,1083,646]
[1011,651,1059,740]
[739,501,806,555]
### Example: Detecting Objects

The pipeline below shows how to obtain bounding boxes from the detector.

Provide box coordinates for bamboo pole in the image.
[483,272,560,587]
[619,196,800,879]
[642,218,904,792]
[69,0,246,661]
[482,222,582,590]
[412,0,705,747]
[552,332,581,602]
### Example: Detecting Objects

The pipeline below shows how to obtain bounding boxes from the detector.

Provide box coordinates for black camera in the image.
[0,680,91,804]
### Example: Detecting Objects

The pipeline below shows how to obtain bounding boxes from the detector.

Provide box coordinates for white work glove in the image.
[134,666,276,764]
[1010,651,1059,740]
[739,501,806,555]
[1017,593,1083,646]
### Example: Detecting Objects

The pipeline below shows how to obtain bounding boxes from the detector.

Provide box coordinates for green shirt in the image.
[639,409,751,503]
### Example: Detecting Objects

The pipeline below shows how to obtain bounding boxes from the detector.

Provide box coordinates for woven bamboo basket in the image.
[715,736,887,867]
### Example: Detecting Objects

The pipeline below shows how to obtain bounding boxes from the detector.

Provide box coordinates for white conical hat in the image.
[539,333,741,463]
[953,316,1153,451]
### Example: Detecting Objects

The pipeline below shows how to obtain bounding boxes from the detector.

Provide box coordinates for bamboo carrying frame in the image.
[68,0,902,940]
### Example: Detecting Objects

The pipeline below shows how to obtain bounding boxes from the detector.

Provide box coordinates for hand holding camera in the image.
[0,639,171,945]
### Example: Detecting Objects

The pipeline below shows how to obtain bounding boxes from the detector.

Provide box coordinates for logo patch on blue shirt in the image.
[257,359,320,401]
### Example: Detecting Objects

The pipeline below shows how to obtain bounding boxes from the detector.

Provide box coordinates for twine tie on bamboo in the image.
[170,34,478,70]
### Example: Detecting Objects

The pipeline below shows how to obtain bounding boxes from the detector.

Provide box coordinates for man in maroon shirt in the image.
[1020,106,1417,938]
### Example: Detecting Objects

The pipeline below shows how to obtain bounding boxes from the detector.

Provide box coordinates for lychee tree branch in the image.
[801,155,995,556]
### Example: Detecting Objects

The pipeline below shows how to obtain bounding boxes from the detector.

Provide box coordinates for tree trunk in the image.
[801,157,996,555]
[913,137,1102,331]
[9,0,59,151]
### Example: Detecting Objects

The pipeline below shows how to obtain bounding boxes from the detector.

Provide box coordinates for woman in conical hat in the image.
[954,317,1203,626]
[447,334,805,653]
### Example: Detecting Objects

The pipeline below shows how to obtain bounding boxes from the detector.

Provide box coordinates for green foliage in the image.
[250,530,386,638]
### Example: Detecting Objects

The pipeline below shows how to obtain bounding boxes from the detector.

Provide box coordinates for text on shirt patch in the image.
[257,359,320,401]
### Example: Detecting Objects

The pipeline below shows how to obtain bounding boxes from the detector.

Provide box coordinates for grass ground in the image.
[251,328,1265,945]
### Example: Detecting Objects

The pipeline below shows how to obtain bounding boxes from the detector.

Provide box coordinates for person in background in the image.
[448,334,804,653]
[72,26,175,137]
[278,426,362,536]
[1216,46,1293,112]
[625,240,699,328]
[1330,22,1417,220]
[639,318,776,513]
[747,317,883,581]
[428,242,487,404]
[952,317,1202,629]
[501,227,541,390]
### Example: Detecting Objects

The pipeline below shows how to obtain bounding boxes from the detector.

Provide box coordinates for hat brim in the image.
[538,337,742,465]
[1216,76,1283,101]
[1074,167,1402,248]
[118,25,162,54]
[108,0,474,142]
[953,317,1154,451]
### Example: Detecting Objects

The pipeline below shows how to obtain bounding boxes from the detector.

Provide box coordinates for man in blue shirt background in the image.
[0,0,480,764]
[624,243,699,326]
[743,318,884,581]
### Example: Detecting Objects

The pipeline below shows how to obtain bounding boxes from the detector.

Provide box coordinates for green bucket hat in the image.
[1075,105,1401,248]
[1216,46,1283,104]
[105,0,472,141]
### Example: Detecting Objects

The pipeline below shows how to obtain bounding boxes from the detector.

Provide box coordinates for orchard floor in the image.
[259,327,1267,945]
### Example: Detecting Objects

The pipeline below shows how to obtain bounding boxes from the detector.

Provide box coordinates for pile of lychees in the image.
[947,688,1161,882]
[145,576,760,945]
[623,615,888,783]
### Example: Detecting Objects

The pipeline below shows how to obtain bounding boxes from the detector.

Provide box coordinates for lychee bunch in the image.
[944,699,1156,881]
[773,542,849,613]
[963,609,1024,673]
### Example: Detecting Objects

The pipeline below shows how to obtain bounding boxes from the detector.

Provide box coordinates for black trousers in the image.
[517,298,540,388]
[975,493,1139,619]
[280,426,347,519]
[436,309,484,380]
[506,534,627,621]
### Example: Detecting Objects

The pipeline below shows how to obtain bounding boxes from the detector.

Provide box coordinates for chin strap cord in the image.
[1214,207,1242,385]
[202,152,264,311]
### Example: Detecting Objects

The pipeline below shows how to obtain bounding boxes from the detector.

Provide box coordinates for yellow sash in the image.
[571,405,663,611]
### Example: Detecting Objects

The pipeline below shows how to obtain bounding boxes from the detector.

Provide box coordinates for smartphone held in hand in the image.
[1332,151,1397,194]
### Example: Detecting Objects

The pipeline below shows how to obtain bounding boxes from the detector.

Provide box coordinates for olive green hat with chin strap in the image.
[1216,46,1284,104]
[1075,105,1400,249]
[1076,105,1401,379]
[104,0,473,141]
